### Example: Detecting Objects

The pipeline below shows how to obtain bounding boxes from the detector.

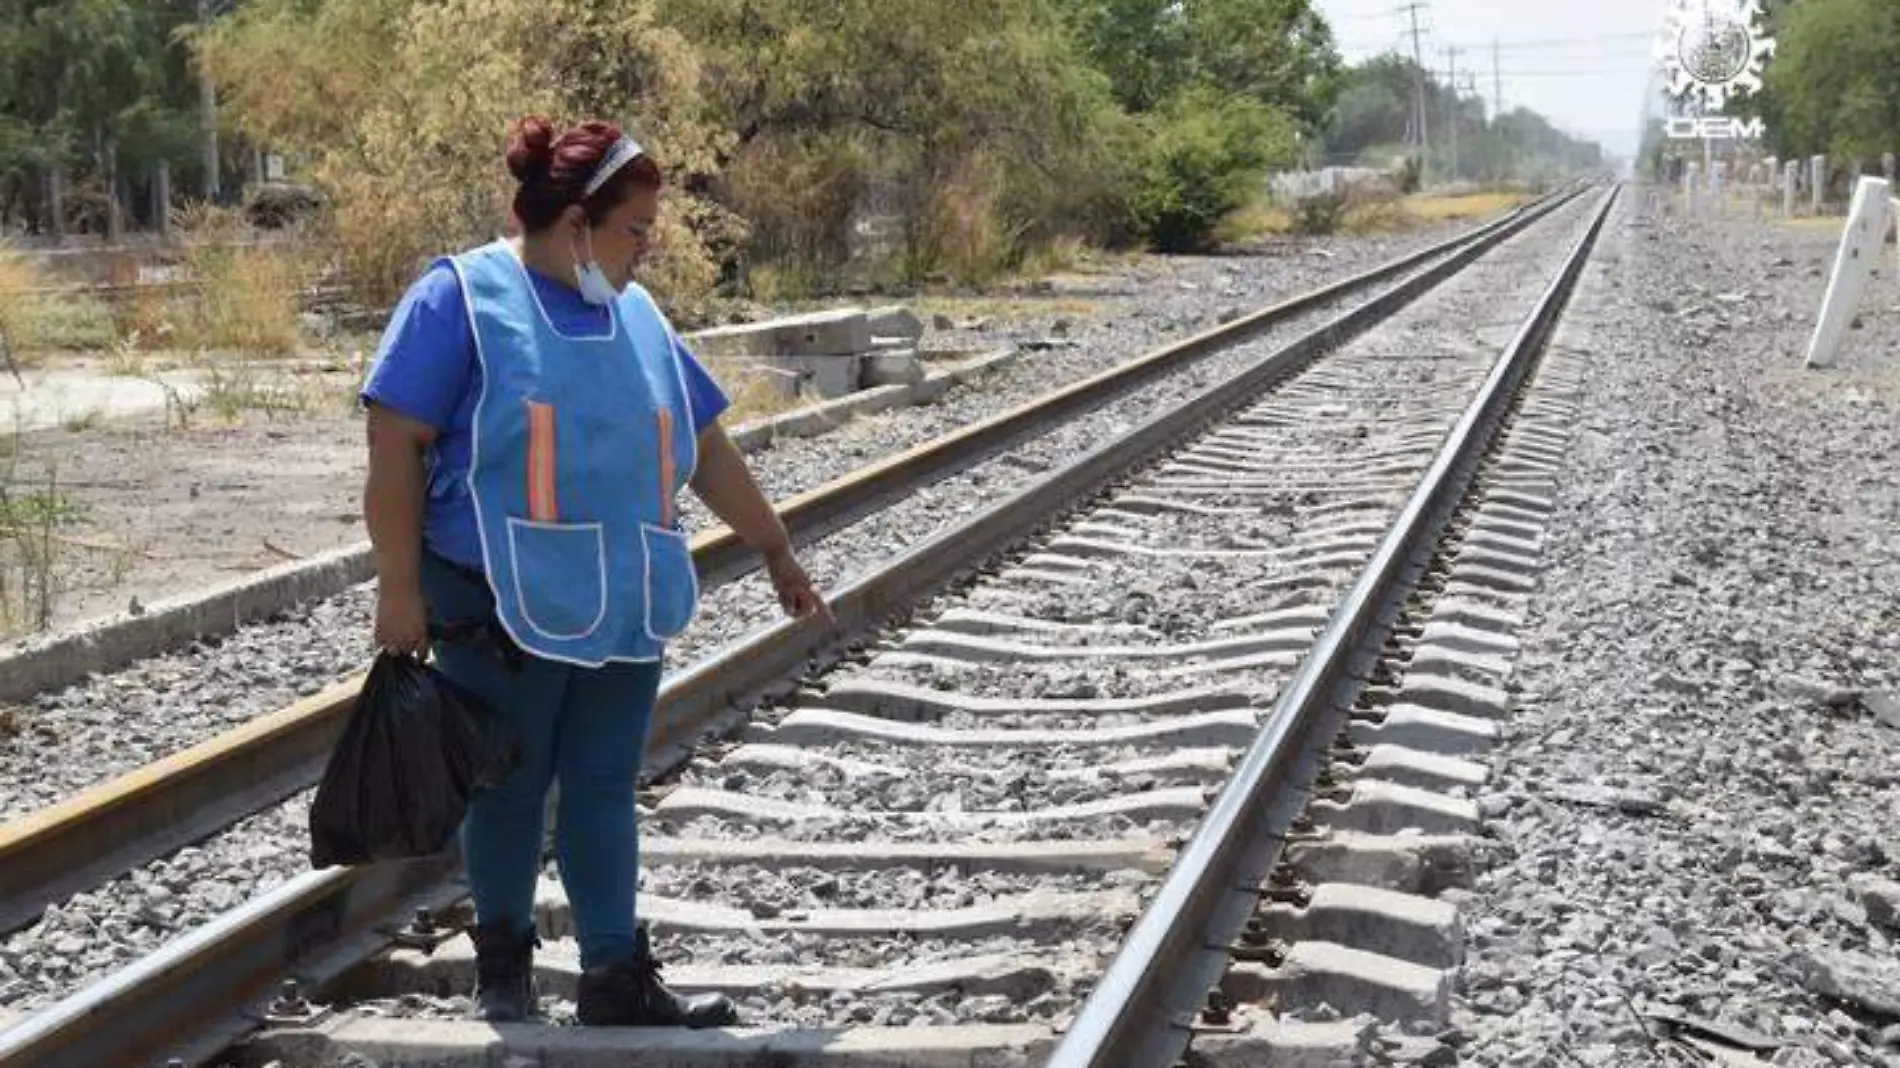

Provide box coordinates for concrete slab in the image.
[639,835,1175,875]
[897,626,1315,664]
[1224,941,1449,1024]
[372,938,1070,1002]
[1194,1016,1443,1067]
[652,783,1208,827]
[1314,779,1480,837]
[718,740,1230,788]
[862,350,924,387]
[865,305,925,344]
[283,1015,1057,1068]
[1394,672,1511,720]
[1283,831,1481,894]
[1348,704,1501,757]
[1405,644,1515,686]
[1356,744,1490,793]
[816,677,1246,721]
[530,884,1140,943]
[687,307,872,359]
[1257,882,1463,969]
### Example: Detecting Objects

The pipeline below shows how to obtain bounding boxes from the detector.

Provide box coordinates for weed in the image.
[0,416,135,640]
[198,361,310,423]
[0,431,71,637]
[169,204,306,356]
[1292,192,1350,235]
[61,410,103,433]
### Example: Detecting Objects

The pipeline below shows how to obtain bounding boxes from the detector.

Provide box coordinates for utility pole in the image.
[1492,36,1503,122]
[198,0,220,201]
[1443,46,1463,183]
[1400,2,1430,186]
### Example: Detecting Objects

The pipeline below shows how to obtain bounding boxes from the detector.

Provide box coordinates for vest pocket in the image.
[640,522,699,640]
[504,517,608,641]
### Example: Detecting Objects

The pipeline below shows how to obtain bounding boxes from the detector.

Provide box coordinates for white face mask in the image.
[572,226,620,307]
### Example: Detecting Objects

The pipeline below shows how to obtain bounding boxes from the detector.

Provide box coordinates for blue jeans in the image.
[420,550,659,969]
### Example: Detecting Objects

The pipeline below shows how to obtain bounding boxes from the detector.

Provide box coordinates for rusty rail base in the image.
[0,191,1557,940]
[0,184,1588,1068]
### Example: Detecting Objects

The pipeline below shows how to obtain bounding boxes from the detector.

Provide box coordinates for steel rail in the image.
[0,190,1559,940]
[1044,183,1620,1068]
[0,183,1589,1068]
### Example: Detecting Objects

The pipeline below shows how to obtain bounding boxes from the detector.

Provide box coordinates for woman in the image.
[359,115,827,1028]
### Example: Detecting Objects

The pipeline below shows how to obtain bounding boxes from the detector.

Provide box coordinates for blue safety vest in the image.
[444,240,699,667]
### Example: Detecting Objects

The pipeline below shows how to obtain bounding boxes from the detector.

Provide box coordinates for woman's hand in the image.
[690,424,832,624]
[765,547,831,623]
[375,584,432,657]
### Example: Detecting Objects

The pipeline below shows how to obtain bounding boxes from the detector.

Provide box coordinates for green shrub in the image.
[1123,87,1297,253]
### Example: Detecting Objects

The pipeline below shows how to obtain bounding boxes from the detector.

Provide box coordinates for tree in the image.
[203,0,731,312]
[663,0,1125,282]
[0,0,205,234]
[1744,0,1900,164]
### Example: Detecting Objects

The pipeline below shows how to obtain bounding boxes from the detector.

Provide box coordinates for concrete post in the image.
[1805,176,1892,369]
[1811,155,1828,212]
[1765,156,1779,187]
[153,159,172,240]
[46,167,65,240]
[1711,160,1726,213]
[1784,161,1799,217]
[1685,161,1701,214]
[1886,153,1897,182]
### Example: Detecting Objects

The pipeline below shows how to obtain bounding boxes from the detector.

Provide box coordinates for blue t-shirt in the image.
[360,261,730,571]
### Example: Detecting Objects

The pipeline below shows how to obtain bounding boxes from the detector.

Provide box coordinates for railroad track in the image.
[0,187,1569,933]
[0,183,1608,1067]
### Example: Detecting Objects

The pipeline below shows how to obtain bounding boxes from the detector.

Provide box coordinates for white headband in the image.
[583,136,647,198]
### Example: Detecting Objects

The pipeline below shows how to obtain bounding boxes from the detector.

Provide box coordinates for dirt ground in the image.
[1,377,369,635]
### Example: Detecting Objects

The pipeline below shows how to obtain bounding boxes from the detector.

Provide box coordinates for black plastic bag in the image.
[309,651,523,868]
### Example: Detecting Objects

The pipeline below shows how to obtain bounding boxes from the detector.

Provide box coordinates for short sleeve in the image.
[359,263,475,431]
[671,331,732,433]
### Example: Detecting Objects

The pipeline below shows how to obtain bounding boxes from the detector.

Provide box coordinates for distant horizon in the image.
[1312,0,1676,169]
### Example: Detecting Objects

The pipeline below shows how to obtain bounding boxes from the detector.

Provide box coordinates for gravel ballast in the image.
[1449,194,1900,1067]
[0,203,1582,1019]
[0,224,1481,821]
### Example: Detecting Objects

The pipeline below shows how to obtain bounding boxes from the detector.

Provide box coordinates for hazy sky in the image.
[1313,0,1678,165]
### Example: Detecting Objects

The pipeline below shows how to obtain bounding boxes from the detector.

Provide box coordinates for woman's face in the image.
[570,185,659,291]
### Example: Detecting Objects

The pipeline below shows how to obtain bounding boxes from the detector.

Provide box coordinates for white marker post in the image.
[1783,160,1799,217]
[1711,160,1726,213]
[1685,161,1701,214]
[1805,176,1892,369]
[1811,155,1828,213]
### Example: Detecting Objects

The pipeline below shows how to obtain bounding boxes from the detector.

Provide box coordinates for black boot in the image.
[575,926,736,1028]
[469,919,538,1022]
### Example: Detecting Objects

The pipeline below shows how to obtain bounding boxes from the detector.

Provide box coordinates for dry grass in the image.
[1775,215,1847,235]
[0,241,46,373]
[909,294,1102,327]
[1215,199,1295,244]
[115,205,306,357]
[1223,186,1535,244]
[1400,191,1534,223]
